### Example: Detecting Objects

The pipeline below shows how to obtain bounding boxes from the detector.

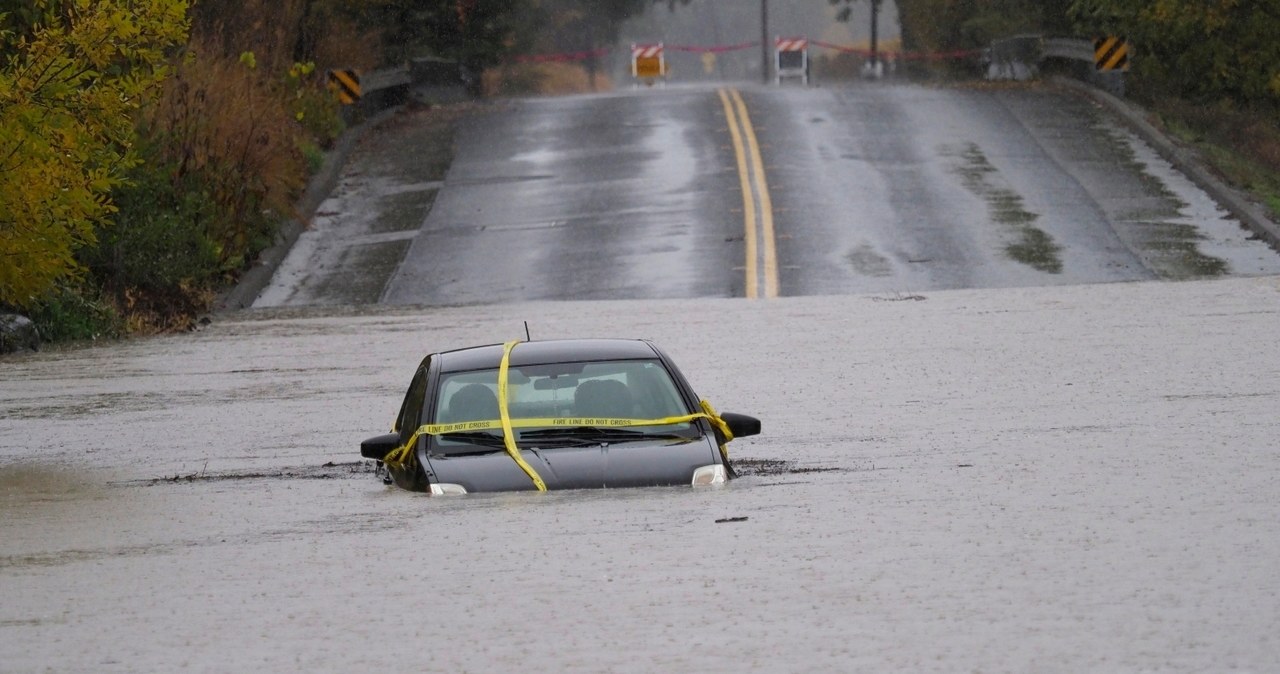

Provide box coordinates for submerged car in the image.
[361,338,761,494]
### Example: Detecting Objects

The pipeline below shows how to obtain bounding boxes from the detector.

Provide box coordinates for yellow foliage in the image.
[0,0,190,309]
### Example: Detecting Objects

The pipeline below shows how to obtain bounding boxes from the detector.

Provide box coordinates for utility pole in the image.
[761,0,770,84]
[869,0,881,75]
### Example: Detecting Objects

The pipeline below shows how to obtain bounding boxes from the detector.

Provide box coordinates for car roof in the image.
[436,339,663,373]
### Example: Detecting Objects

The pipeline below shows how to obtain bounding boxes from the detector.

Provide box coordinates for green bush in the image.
[1070,0,1280,109]
[287,62,345,148]
[26,282,123,343]
[82,149,222,297]
[299,138,327,175]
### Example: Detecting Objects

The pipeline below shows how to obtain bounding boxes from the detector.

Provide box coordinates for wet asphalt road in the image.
[5,278,1280,670]
[383,89,744,304]
[308,82,1280,309]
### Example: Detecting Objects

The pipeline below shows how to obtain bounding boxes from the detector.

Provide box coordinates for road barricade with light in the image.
[631,43,666,84]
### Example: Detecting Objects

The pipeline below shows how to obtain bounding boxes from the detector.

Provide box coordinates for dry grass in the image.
[190,0,305,72]
[117,283,217,335]
[112,40,311,333]
[309,17,381,74]
[142,39,307,261]
[190,0,378,73]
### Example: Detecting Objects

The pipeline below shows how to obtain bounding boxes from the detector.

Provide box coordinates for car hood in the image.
[422,436,720,492]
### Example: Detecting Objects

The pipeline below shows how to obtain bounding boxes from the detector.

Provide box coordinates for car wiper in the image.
[521,426,694,445]
[436,431,511,449]
[523,426,644,438]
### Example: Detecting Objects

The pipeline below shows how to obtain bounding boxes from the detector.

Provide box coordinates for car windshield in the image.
[431,359,697,450]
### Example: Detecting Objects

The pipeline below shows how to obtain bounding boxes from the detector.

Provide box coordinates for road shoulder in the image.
[1052,76,1280,250]
[216,106,404,313]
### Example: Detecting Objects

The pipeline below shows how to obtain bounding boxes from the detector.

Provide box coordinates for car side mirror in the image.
[719,412,761,438]
[361,432,402,460]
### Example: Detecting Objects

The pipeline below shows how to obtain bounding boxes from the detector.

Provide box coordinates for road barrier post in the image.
[327,69,361,105]
[774,36,809,85]
[1093,36,1130,72]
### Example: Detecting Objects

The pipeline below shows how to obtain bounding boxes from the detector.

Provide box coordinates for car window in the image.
[432,359,692,434]
[396,359,430,444]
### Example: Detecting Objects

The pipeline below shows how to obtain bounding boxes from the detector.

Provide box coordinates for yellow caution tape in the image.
[700,399,734,464]
[498,341,547,491]
[699,399,733,441]
[381,425,423,471]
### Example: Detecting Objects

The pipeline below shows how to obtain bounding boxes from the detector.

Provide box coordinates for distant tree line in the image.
[832,0,1279,109]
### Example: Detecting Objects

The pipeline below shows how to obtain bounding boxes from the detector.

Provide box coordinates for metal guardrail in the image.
[339,59,468,122]
[361,66,412,93]
[336,67,410,123]
[987,34,1124,96]
[1041,38,1093,63]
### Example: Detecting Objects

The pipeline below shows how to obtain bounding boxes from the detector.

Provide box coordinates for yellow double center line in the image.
[718,88,779,299]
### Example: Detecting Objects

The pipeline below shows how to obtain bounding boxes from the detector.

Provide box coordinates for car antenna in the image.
[523,321,531,342]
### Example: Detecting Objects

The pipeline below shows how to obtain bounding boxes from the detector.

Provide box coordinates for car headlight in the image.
[429,483,468,495]
[691,464,727,486]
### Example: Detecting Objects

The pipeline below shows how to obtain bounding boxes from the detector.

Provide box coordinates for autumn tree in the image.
[1070,0,1280,107]
[0,0,189,309]
[359,0,517,72]
[829,0,1072,54]
[827,0,1279,109]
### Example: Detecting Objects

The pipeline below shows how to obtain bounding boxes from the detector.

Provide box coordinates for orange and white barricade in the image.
[631,43,665,84]
[775,36,809,85]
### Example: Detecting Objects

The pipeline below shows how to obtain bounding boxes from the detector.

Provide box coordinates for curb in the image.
[215,105,404,313]
[1052,76,1280,250]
